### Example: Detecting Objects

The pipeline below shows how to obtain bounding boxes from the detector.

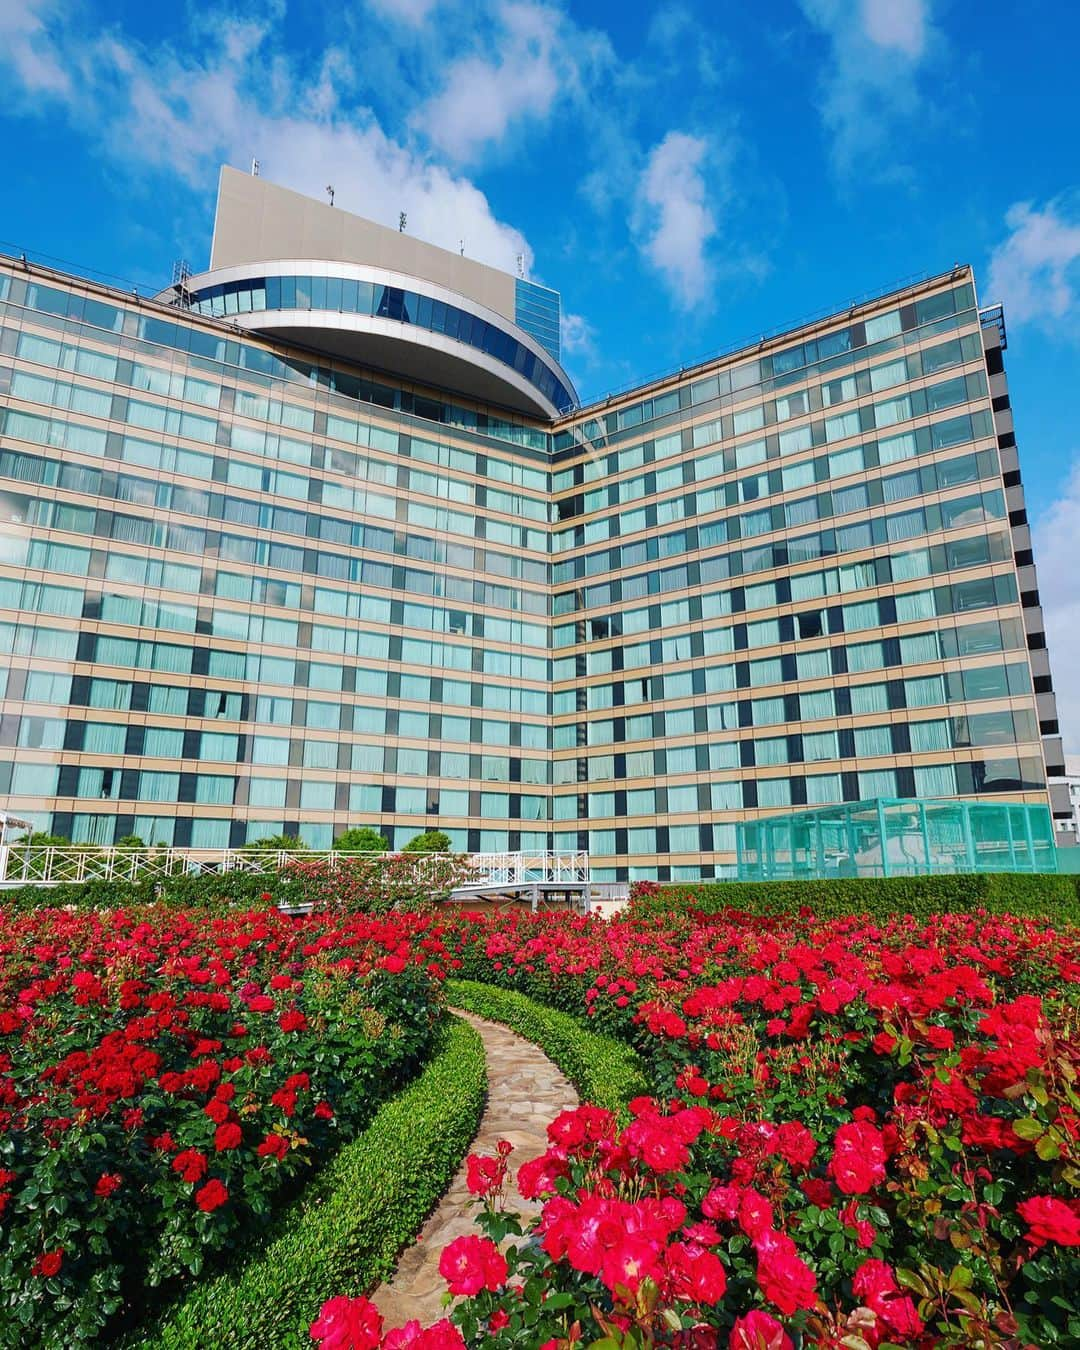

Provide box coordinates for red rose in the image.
[382,1319,466,1349]
[309,1294,382,1349]
[172,1148,208,1183]
[665,1240,727,1304]
[194,1178,229,1212]
[94,1172,122,1199]
[32,1247,64,1278]
[214,1122,243,1152]
[314,1101,335,1120]
[1018,1195,1080,1247]
[279,1010,308,1033]
[438,1235,508,1296]
[828,1121,886,1195]
[729,1309,794,1349]
[257,1133,290,1160]
[753,1228,818,1315]
[600,1235,664,1297]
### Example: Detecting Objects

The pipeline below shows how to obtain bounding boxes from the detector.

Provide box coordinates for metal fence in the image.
[0,845,591,890]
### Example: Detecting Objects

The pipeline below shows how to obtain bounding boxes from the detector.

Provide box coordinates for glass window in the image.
[805,773,842,804]
[914,764,957,797]
[757,778,791,808]
[854,725,892,757]
[850,683,889,714]
[858,768,896,797]
[143,727,184,758]
[803,730,838,761]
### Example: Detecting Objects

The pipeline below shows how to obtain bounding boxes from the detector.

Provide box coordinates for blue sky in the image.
[3,0,1080,744]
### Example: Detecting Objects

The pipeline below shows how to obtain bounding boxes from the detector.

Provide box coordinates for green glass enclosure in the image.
[736,797,1057,880]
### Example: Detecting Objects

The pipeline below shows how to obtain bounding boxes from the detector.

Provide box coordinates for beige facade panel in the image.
[210,166,517,320]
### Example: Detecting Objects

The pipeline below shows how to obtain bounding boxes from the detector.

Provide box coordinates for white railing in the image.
[0,846,591,890]
[456,850,591,889]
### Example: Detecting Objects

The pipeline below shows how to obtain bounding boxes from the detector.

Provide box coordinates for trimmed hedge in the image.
[447,979,648,1115]
[627,871,1080,925]
[145,1014,486,1349]
[0,872,275,913]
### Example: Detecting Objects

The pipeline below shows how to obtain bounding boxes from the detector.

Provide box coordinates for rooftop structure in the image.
[160,167,573,418]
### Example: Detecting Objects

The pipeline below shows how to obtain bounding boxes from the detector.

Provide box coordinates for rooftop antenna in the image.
[251,158,260,176]
[326,185,335,206]
[516,253,525,279]
[399,211,407,233]
[170,257,191,292]
[460,240,465,256]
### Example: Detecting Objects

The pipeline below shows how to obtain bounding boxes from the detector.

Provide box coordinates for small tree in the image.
[242,834,308,852]
[402,829,452,854]
[25,832,71,848]
[333,826,388,853]
[115,835,146,850]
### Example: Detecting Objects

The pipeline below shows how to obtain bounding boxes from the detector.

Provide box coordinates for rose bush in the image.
[310,904,1080,1347]
[0,903,450,1346]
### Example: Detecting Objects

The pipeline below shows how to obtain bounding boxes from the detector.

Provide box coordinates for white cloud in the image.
[859,0,925,56]
[1033,459,1080,752]
[560,309,594,357]
[365,0,442,23]
[0,0,71,94]
[0,3,535,274]
[798,0,939,177]
[634,131,716,309]
[986,196,1080,331]
[410,0,611,165]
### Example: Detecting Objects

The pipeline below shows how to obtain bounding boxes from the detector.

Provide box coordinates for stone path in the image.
[371,1010,578,1329]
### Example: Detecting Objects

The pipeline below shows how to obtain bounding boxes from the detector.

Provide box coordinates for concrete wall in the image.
[210,166,517,321]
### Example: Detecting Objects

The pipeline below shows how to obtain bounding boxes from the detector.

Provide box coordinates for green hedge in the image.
[144,1015,486,1349]
[0,872,275,913]
[627,872,1080,925]
[447,979,648,1115]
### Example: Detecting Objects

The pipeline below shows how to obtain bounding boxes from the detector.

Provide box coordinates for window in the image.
[143,727,184,758]
[803,730,838,762]
[200,733,239,762]
[81,722,125,754]
[854,725,892,757]
[914,764,957,797]
[195,776,234,805]
[757,778,791,808]
[299,780,335,810]
[139,771,179,802]
[805,774,842,805]
[858,769,896,797]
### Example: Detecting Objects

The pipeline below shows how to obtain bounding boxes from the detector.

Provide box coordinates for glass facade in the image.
[187,274,575,415]
[0,254,1067,879]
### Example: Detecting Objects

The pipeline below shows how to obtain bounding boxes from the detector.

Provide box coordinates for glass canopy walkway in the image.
[736,796,1057,880]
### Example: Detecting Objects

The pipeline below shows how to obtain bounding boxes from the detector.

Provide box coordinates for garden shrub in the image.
[316,907,1080,1349]
[0,906,444,1346]
[148,1015,487,1349]
[277,853,471,914]
[626,871,1080,924]
[446,979,647,1115]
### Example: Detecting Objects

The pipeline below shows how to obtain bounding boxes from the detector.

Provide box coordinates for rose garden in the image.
[0,865,1078,1347]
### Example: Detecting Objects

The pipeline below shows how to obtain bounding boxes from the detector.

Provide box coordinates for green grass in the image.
[447,978,648,1116]
[143,1014,486,1349]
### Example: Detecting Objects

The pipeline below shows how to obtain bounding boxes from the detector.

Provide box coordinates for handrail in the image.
[0,846,592,888]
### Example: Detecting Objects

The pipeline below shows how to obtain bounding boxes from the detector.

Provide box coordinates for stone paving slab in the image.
[371,1011,577,1329]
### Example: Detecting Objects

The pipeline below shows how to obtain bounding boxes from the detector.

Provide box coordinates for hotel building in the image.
[0,167,1068,878]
